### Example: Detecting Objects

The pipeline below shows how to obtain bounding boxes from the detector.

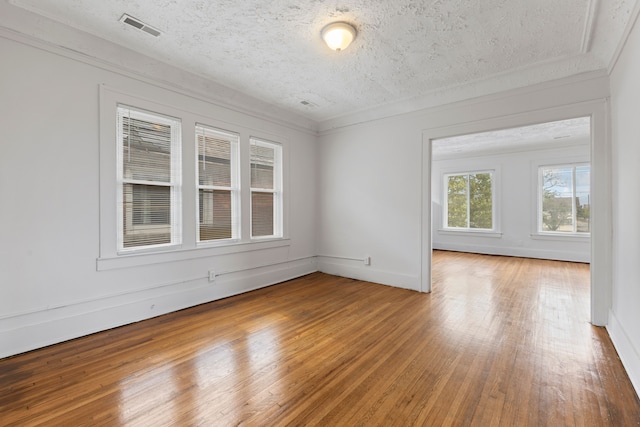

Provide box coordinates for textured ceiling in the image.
[6,0,636,124]
[432,117,591,159]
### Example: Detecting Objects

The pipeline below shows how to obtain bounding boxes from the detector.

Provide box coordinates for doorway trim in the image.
[421,99,611,326]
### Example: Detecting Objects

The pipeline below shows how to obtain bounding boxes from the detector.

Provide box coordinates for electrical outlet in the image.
[208,270,216,283]
[364,256,371,266]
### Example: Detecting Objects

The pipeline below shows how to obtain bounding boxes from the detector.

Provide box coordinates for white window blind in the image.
[116,106,182,251]
[250,138,282,238]
[196,125,240,242]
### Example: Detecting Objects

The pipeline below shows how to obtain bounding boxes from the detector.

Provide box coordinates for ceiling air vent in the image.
[119,14,161,37]
[300,100,319,109]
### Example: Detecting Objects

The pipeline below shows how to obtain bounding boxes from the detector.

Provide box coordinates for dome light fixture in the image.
[321,22,356,51]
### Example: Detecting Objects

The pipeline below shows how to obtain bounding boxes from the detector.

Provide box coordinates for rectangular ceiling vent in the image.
[119,14,161,37]
[299,100,319,109]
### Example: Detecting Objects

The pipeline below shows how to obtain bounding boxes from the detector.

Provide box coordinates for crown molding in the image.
[607,0,640,74]
[580,0,599,54]
[317,67,609,135]
[0,1,319,136]
[3,0,630,137]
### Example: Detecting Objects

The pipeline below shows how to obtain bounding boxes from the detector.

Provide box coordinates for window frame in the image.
[116,105,182,254]
[442,169,497,233]
[195,124,241,245]
[249,137,283,240]
[98,85,290,271]
[537,162,591,236]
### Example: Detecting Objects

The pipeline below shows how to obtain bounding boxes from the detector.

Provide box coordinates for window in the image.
[100,87,289,268]
[539,164,590,234]
[250,138,282,238]
[444,171,494,230]
[196,125,240,242]
[116,106,181,251]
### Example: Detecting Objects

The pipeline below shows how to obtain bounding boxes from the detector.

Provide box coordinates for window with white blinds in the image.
[196,125,240,242]
[250,138,282,238]
[116,106,182,251]
[101,90,289,264]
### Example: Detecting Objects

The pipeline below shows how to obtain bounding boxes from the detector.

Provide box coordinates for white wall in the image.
[317,119,423,290]
[608,11,640,395]
[0,33,317,358]
[432,141,591,262]
[318,73,610,322]
[0,1,623,378]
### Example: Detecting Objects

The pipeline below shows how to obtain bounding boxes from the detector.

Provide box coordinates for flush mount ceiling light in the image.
[321,22,356,51]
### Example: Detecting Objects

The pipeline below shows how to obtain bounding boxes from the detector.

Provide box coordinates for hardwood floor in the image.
[2,251,639,426]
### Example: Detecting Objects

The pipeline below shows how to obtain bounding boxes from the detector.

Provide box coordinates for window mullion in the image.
[466,174,471,229]
[572,166,577,233]
[200,184,233,191]
[123,178,173,187]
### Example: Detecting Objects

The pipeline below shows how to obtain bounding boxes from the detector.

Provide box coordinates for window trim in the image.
[96,238,291,271]
[442,169,497,232]
[249,137,284,240]
[536,162,590,236]
[116,105,183,253]
[98,85,290,270]
[195,124,241,245]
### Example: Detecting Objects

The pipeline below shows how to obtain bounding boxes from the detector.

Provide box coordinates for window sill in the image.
[97,238,291,271]
[437,229,502,238]
[530,233,590,242]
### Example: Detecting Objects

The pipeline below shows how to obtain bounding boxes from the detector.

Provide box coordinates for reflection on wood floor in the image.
[2,250,639,425]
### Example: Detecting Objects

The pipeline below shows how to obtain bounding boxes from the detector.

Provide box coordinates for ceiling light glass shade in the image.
[322,22,356,51]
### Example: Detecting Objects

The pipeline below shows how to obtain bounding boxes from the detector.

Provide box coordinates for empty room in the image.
[2,0,640,425]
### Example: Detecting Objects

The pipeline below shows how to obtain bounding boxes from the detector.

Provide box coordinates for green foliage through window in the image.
[446,172,493,230]
[540,165,590,233]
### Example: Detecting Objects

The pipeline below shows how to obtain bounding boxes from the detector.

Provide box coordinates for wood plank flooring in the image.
[2,251,639,426]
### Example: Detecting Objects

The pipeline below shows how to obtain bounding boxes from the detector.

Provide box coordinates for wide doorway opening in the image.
[428,117,592,320]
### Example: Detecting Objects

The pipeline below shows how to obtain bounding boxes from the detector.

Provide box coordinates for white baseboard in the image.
[432,242,590,263]
[317,258,420,291]
[0,258,317,359]
[607,310,640,399]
